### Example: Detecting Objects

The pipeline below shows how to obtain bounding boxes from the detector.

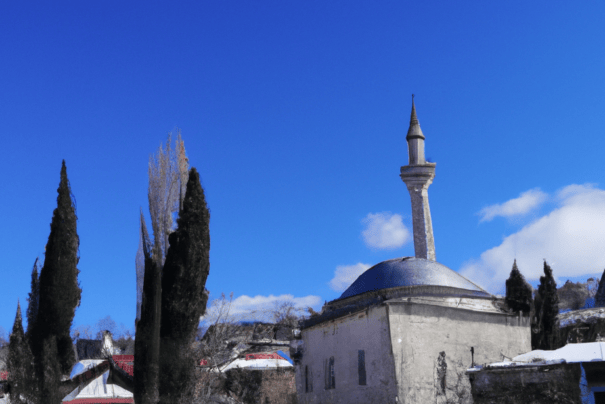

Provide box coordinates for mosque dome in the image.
[339,257,491,300]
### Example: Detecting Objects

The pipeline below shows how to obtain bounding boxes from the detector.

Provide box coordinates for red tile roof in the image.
[245,353,285,361]
[112,355,134,376]
[0,371,7,381]
[112,355,134,362]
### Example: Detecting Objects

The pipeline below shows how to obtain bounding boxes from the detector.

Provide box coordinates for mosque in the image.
[293,100,531,404]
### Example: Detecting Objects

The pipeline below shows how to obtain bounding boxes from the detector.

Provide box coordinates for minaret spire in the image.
[400,97,436,261]
[407,95,424,141]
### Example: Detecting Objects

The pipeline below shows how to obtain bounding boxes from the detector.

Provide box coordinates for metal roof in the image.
[339,257,490,300]
[406,99,425,140]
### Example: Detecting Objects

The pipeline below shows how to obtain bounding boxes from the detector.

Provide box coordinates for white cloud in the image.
[362,212,411,249]
[329,263,372,292]
[478,188,548,222]
[461,184,605,292]
[218,294,322,322]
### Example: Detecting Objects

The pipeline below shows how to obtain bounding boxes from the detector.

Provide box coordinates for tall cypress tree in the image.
[133,212,162,404]
[40,337,62,404]
[595,268,605,307]
[31,160,81,376]
[159,168,210,403]
[505,259,533,313]
[26,258,40,342]
[534,261,559,350]
[7,302,36,404]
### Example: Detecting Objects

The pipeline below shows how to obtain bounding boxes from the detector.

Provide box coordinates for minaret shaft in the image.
[402,170,436,260]
[401,98,437,261]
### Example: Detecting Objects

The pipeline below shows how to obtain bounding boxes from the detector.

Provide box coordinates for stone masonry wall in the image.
[296,305,398,404]
[468,363,582,404]
[387,300,531,404]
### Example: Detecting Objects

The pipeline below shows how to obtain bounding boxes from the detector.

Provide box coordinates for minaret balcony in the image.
[400,163,436,185]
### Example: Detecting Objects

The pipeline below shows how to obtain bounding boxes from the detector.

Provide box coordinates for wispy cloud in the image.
[329,263,372,292]
[478,188,548,222]
[362,212,411,249]
[462,184,605,292]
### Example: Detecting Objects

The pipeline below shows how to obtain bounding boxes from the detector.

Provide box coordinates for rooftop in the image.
[339,257,491,300]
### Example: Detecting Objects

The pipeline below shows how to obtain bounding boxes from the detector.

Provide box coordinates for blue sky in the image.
[2,1,605,335]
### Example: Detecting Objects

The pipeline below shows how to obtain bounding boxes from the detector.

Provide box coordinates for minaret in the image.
[400,96,437,261]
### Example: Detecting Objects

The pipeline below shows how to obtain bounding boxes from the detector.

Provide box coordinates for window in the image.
[305,365,313,392]
[325,356,335,389]
[358,350,366,385]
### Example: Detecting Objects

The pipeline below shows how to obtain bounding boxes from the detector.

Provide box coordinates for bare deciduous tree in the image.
[270,301,306,328]
[193,293,247,403]
[199,293,245,370]
[0,326,7,347]
[70,324,94,340]
[136,130,189,322]
[147,130,189,267]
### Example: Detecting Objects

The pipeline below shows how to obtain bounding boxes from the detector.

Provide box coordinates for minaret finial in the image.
[407,96,423,140]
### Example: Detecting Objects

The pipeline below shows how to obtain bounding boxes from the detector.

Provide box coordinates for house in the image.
[62,355,134,403]
[197,323,298,403]
[63,333,134,403]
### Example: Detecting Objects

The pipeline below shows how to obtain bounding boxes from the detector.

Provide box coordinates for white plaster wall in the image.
[387,301,531,404]
[296,305,398,404]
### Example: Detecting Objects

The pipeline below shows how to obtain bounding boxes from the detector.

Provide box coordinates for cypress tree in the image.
[40,337,62,404]
[7,302,36,404]
[159,168,210,403]
[31,160,81,376]
[26,258,40,342]
[133,212,161,404]
[595,268,605,307]
[505,259,533,313]
[534,261,559,350]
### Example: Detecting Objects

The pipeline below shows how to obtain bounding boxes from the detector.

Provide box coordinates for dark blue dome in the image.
[339,257,490,300]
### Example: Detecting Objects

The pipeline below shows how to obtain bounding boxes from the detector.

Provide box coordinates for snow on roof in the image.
[385,295,503,314]
[558,307,605,328]
[468,342,605,371]
[62,370,133,402]
[62,400,133,404]
[513,342,605,363]
[70,360,106,379]
[220,357,293,372]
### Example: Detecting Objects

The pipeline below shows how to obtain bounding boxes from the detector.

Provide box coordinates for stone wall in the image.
[387,300,531,403]
[468,363,582,404]
[296,305,398,404]
[223,368,297,404]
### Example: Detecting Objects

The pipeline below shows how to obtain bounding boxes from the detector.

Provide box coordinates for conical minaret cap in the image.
[406,98,425,141]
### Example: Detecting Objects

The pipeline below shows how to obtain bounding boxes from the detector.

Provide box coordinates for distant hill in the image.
[557,278,599,312]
